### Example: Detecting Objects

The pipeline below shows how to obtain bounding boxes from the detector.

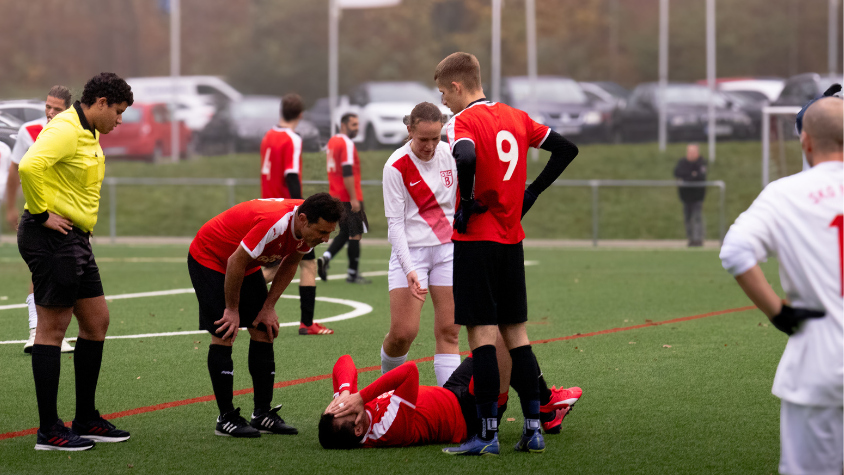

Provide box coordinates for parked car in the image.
[303,96,349,144]
[98,103,193,162]
[340,81,451,150]
[773,73,844,106]
[501,76,610,143]
[714,78,784,103]
[582,81,629,101]
[612,82,755,143]
[0,111,22,150]
[0,100,46,123]
[127,76,243,104]
[197,95,321,154]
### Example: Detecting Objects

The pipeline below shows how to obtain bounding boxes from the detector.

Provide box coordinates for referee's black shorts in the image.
[340,201,368,237]
[188,254,269,336]
[453,240,527,326]
[17,211,104,307]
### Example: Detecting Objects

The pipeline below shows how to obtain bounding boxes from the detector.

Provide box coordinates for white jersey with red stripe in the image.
[0,141,11,198]
[10,117,47,165]
[383,141,457,247]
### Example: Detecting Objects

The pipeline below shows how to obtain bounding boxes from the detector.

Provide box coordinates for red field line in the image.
[0,305,755,442]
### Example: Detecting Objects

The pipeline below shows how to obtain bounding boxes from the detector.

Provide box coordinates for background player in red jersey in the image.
[259,94,333,335]
[187,193,343,438]
[435,52,580,455]
[318,113,371,284]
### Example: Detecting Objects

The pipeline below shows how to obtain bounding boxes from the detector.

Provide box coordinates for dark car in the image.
[773,73,844,107]
[501,76,610,143]
[198,95,321,155]
[303,97,332,143]
[612,83,755,143]
[0,111,22,150]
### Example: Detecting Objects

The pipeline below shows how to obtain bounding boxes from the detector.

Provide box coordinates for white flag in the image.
[337,0,401,8]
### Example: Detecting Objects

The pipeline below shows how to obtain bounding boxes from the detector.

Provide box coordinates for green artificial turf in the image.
[0,242,787,474]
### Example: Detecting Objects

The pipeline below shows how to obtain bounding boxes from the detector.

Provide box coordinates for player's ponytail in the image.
[403,101,445,144]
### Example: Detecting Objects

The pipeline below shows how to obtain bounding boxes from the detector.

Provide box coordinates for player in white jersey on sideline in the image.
[719,96,843,475]
[4,86,74,353]
[380,102,461,386]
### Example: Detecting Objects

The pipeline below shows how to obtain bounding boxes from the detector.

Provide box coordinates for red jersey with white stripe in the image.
[11,117,47,165]
[383,141,456,247]
[189,198,312,276]
[260,127,302,199]
[445,100,550,244]
[326,134,363,202]
[331,356,466,447]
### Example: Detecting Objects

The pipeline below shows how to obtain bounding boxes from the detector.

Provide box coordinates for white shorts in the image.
[388,243,453,291]
[779,400,843,475]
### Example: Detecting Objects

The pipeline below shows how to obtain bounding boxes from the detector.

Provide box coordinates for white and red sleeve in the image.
[341,136,355,167]
[448,114,476,154]
[240,215,289,258]
[332,354,359,397]
[720,187,777,276]
[11,122,41,165]
[284,131,302,176]
[528,118,551,149]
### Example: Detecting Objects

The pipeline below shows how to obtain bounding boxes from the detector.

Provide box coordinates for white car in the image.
[717,78,785,103]
[339,82,451,150]
[127,76,243,131]
[0,100,46,123]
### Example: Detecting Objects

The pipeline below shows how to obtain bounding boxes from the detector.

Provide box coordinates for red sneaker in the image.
[540,386,582,434]
[542,407,570,434]
[299,322,334,335]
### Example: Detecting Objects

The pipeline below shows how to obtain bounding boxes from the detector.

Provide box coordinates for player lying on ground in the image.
[318,349,582,451]
[188,193,344,438]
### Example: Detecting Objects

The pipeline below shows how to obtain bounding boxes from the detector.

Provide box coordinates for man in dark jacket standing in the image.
[674,143,707,246]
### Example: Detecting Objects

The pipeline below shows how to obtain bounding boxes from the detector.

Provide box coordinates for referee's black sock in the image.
[207,344,235,416]
[299,286,316,327]
[326,230,349,262]
[472,344,499,441]
[248,340,275,415]
[31,344,61,431]
[509,345,541,436]
[73,338,104,422]
[347,240,360,277]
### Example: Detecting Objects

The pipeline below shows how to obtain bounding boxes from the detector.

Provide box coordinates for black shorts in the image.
[444,356,479,438]
[188,254,269,335]
[340,202,368,237]
[453,241,527,326]
[17,211,104,307]
[301,249,315,261]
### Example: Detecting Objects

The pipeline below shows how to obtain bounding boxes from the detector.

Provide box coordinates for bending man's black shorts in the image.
[17,211,104,307]
[340,201,368,237]
[453,240,527,326]
[188,254,269,335]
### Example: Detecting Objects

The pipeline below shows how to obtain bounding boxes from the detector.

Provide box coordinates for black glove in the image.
[521,189,538,219]
[770,305,826,335]
[453,198,488,234]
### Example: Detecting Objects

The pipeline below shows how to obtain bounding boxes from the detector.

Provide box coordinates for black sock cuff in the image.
[248,339,274,357]
[509,344,533,360]
[74,338,104,351]
[473,344,497,359]
[31,344,61,357]
[299,286,316,297]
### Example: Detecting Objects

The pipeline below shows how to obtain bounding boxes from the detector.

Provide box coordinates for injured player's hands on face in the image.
[327,392,365,420]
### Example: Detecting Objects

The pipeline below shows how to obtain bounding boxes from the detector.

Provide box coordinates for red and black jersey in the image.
[189,198,312,276]
[446,101,550,244]
[325,134,363,202]
[260,127,302,199]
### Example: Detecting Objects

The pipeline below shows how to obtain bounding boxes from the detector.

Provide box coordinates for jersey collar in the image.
[73,101,97,138]
[360,409,373,444]
[290,206,303,241]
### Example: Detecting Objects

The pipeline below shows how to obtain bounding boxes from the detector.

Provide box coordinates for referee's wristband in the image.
[31,211,49,224]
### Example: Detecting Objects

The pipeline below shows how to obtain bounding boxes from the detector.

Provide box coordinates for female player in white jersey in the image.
[380,102,461,386]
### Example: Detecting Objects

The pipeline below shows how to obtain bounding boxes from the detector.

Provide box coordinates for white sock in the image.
[434,354,461,387]
[26,293,37,329]
[323,251,332,260]
[380,346,407,374]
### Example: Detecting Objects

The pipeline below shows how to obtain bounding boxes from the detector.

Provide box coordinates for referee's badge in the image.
[440,170,454,188]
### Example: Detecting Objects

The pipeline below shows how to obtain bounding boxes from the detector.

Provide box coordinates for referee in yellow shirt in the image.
[17,72,133,451]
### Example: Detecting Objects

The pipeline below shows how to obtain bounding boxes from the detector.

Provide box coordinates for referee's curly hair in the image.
[80,72,134,107]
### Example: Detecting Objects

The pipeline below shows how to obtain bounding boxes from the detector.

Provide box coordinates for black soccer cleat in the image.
[317,257,329,281]
[35,420,95,451]
[72,412,130,442]
[215,407,261,438]
[251,404,298,435]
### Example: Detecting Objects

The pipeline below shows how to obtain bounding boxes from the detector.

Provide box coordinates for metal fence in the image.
[102,177,725,246]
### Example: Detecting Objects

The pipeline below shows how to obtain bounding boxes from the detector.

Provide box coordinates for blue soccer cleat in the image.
[442,434,500,456]
[514,430,545,453]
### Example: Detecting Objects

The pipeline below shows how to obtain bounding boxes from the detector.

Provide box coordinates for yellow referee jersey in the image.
[19,102,105,233]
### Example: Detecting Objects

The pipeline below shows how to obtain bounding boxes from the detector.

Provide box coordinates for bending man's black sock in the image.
[248,340,275,414]
[207,344,235,416]
[347,240,360,277]
[299,286,316,327]
[509,345,541,435]
[31,344,61,431]
[73,338,104,422]
[326,229,349,260]
[472,344,499,441]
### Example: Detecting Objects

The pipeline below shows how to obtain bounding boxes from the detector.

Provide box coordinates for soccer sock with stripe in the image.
[509,345,541,436]
[73,338,104,422]
[248,340,275,414]
[31,344,61,431]
[380,346,407,374]
[347,240,360,277]
[472,344,499,441]
[26,294,37,329]
[207,344,235,416]
[433,353,461,386]
[299,286,316,327]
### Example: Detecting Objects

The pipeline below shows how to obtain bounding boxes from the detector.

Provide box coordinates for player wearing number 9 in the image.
[719,96,843,475]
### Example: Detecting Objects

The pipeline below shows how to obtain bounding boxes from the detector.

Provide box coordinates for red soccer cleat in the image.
[540,386,582,434]
[299,322,334,335]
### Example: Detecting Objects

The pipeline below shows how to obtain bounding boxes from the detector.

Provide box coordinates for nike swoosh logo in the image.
[410,180,422,186]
